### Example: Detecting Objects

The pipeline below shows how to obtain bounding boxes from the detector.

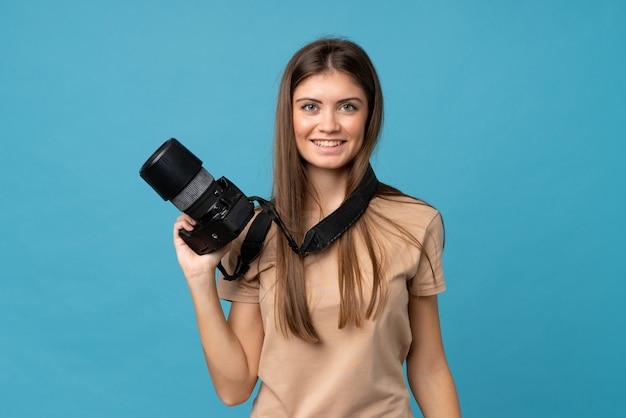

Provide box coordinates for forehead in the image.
[293,71,366,99]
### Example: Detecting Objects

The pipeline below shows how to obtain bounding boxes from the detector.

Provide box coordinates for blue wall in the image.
[1,1,624,416]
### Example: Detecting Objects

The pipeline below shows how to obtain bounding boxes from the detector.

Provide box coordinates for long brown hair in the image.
[272,38,408,342]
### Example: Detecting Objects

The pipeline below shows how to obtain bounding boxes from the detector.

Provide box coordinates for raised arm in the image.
[407,294,461,417]
[174,214,264,406]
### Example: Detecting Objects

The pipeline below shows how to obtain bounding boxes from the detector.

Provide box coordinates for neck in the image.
[304,165,350,215]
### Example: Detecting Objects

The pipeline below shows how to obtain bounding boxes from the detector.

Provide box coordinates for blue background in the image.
[1,1,624,417]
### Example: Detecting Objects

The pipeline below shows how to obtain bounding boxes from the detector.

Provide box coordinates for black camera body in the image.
[140,138,254,254]
[177,176,254,254]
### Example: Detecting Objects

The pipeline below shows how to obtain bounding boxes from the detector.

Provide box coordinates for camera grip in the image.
[178,223,219,255]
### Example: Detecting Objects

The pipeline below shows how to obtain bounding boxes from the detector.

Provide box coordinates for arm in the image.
[407,294,461,417]
[174,214,264,406]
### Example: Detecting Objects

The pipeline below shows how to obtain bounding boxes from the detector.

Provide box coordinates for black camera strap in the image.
[218,209,273,280]
[218,165,379,280]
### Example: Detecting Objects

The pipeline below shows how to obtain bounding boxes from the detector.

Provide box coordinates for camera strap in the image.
[218,165,379,280]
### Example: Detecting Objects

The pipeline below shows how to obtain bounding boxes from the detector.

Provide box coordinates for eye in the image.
[340,103,358,112]
[301,103,318,112]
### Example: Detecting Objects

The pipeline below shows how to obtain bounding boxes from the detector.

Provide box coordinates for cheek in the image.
[347,117,367,139]
[293,117,312,140]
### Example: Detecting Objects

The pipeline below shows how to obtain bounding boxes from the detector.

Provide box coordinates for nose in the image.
[319,109,339,133]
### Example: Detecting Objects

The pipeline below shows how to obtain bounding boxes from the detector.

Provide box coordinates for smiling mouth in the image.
[312,140,345,147]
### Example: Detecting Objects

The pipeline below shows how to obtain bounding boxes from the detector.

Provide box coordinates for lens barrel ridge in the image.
[171,169,215,212]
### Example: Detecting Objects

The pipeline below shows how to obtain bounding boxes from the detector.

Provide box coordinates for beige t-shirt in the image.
[218,195,446,417]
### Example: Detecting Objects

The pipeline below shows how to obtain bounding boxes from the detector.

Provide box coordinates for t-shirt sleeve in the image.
[408,211,447,297]
[217,271,260,303]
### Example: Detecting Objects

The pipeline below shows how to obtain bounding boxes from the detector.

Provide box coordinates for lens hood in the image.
[140,138,203,201]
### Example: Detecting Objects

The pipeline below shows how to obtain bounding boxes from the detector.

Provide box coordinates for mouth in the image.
[311,139,346,148]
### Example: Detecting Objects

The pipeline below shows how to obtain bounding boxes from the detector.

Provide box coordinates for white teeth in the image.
[313,140,343,147]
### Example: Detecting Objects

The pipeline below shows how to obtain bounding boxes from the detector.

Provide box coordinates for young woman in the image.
[173,38,461,417]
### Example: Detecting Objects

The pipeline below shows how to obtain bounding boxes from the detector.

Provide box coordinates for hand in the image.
[173,214,232,289]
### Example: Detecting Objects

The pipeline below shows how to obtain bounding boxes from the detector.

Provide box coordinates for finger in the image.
[174,216,196,231]
[176,213,196,225]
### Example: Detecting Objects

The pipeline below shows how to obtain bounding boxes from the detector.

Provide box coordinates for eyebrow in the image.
[294,96,365,103]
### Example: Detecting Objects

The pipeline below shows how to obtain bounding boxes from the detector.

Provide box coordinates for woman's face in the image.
[292,71,368,174]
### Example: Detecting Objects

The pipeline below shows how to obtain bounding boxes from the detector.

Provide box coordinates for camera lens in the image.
[139,138,214,212]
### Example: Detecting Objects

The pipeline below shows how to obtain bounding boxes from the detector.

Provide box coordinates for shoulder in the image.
[366,185,445,251]
[369,190,441,228]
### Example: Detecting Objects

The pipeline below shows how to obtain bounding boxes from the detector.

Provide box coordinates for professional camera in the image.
[140,138,254,254]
